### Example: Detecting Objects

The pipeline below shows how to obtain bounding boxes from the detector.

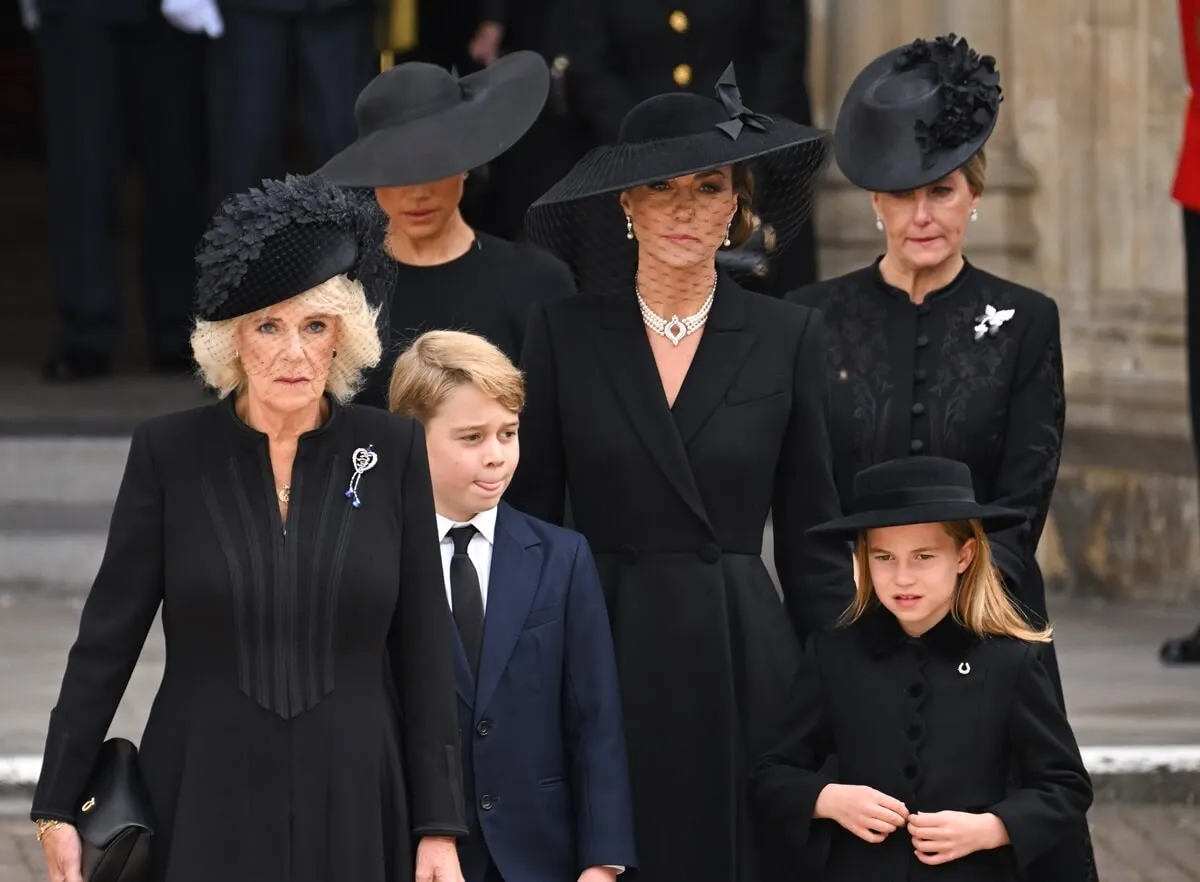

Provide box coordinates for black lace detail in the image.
[893,34,1003,170]
[928,288,1016,459]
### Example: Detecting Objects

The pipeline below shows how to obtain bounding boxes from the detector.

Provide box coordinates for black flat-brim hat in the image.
[529,64,828,206]
[316,51,550,188]
[808,456,1026,540]
[834,33,1002,193]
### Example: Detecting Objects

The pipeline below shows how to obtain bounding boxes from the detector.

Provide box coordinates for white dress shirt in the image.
[436,507,498,612]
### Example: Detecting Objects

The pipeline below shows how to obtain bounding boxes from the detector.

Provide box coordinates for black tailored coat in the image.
[505,276,853,882]
[565,0,809,143]
[31,398,468,882]
[786,261,1063,633]
[750,609,1093,882]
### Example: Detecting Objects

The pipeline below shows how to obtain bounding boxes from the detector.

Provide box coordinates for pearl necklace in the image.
[636,272,717,346]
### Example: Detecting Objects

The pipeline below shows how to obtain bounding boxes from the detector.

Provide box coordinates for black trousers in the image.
[36,12,207,361]
[207,4,377,202]
[1180,208,1200,645]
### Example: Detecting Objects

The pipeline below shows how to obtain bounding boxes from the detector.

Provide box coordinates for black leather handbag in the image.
[75,738,155,882]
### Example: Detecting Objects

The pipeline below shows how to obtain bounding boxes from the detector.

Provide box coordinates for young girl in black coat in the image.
[750,456,1092,882]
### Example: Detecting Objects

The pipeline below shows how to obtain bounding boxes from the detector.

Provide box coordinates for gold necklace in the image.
[277,485,291,504]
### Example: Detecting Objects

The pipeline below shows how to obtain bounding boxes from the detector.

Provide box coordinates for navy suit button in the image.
[914,368,927,381]
[477,720,491,737]
[911,402,925,416]
[910,439,924,453]
[698,543,721,564]
[480,795,495,811]
[916,334,929,347]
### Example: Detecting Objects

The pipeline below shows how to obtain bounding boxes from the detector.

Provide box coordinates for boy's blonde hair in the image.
[841,519,1052,643]
[388,330,525,421]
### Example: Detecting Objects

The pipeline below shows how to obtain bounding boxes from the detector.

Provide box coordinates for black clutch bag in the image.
[75,738,155,882]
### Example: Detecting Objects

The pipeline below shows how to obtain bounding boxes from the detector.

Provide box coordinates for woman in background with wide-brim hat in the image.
[318,51,578,409]
[786,33,1097,882]
[506,66,852,882]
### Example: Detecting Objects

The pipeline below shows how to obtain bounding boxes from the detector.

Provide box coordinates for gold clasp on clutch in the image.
[81,798,96,812]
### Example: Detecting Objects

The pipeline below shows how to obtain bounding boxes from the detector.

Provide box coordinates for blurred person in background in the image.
[1163,0,1200,666]
[208,0,377,201]
[23,0,210,380]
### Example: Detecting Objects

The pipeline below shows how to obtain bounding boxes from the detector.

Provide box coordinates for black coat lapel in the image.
[594,295,712,529]
[474,505,542,714]
[670,277,753,446]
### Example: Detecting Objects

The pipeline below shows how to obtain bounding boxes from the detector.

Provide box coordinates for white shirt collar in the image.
[435,506,498,546]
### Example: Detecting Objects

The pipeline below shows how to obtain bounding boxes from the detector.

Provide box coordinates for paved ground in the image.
[2,588,1198,760]
[1,805,1198,882]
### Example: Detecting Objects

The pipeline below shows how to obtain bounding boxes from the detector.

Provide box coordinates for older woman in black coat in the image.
[31,175,467,882]
[786,34,1096,882]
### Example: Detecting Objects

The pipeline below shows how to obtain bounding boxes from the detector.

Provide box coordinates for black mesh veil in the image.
[523,73,831,298]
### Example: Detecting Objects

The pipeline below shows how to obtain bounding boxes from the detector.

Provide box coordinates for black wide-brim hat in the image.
[525,65,830,291]
[808,456,1026,540]
[834,33,1002,193]
[316,51,549,188]
[529,65,828,206]
[194,174,394,322]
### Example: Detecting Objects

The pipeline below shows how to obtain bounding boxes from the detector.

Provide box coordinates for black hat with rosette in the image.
[833,34,1002,193]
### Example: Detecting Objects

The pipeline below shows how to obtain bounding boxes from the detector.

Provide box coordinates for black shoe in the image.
[1159,633,1200,665]
[41,350,111,382]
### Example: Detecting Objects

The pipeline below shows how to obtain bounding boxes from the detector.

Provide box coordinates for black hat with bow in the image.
[807,457,1026,541]
[524,64,830,290]
[834,34,1002,193]
[193,174,394,322]
[316,51,550,188]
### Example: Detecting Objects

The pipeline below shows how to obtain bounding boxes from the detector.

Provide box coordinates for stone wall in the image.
[808,0,1200,603]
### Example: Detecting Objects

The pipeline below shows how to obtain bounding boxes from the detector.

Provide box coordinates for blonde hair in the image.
[190,275,382,404]
[961,148,987,195]
[388,330,525,421]
[841,518,1051,643]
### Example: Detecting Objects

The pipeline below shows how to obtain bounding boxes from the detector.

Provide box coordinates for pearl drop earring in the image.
[724,221,732,247]
[970,208,979,223]
[625,215,634,240]
[875,218,884,232]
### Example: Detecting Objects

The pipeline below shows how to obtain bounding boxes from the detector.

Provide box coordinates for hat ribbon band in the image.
[852,483,977,513]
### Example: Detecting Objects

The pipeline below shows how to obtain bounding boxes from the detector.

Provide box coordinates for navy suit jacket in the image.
[453,502,637,882]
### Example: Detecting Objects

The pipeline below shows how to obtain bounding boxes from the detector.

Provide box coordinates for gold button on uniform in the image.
[673,63,692,87]
[669,10,689,33]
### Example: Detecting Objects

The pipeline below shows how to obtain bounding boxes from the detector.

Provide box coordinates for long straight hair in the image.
[839,519,1052,643]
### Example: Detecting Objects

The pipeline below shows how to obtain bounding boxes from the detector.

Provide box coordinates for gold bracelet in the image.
[34,819,64,842]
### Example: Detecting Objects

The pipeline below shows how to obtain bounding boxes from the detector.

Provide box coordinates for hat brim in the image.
[833,47,997,193]
[316,51,550,188]
[807,502,1026,540]
[529,117,829,206]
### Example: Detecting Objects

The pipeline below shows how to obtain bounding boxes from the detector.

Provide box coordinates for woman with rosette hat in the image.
[506,66,852,882]
[318,52,578,409]
[786,34,1097,881]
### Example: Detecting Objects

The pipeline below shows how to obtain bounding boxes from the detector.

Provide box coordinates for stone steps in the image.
[0,438,126,592]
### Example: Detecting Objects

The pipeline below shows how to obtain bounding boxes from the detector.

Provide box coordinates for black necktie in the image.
[448,525,485,677]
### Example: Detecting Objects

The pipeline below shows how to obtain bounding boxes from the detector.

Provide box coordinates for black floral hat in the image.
[833,34,1002,193]
[194,174,395,322]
